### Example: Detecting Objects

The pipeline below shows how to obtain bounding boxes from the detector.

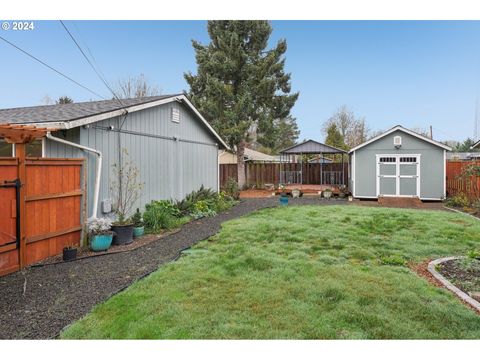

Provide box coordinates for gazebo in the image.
[279,139,348,194]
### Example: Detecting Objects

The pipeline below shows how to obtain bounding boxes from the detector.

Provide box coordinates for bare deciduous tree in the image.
[322,105,369,149]
[115,73,161,99]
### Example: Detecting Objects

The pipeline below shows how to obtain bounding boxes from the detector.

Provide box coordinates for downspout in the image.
[217,147,224,192]
[46,132,102,219]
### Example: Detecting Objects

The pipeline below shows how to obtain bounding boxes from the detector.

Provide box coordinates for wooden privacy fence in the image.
[0,157,85,276]
[446,160,480,201]
[220,162,349,188]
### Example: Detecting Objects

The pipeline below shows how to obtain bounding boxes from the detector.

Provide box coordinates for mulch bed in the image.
[36,230,180,266]
[239,189,275,198]
[437,258,480,298]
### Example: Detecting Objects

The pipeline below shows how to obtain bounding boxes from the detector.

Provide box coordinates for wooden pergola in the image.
[0,124,51,268]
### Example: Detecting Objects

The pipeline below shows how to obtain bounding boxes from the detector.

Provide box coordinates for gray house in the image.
[0,94,228,217]
[349,125,451,200]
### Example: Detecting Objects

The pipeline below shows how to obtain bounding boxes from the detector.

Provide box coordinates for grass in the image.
[61,205,480,339]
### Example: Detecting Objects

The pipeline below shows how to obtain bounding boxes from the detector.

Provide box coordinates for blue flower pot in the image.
[133,226,145,238]
[280,195,289,206]
[90,233,113,252]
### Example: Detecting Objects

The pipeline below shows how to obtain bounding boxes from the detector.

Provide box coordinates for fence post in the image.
[16,143,27,269]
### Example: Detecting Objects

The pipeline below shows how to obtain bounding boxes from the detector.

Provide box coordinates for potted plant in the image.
[338,185,347,199]
[131,208,145,238]
[291,188,301,198]
[110,149,144,245]
[88,217,114,252]
[279,184,289,206]
[323,188,333,199]
[63,244,77,261]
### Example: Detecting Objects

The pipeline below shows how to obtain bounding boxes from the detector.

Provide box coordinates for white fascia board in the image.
[17,94,230,150]
[349,125,452,153]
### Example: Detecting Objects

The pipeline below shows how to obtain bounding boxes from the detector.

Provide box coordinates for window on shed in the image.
[0,138,13,157]
[379,157,396,163]
[400,157,417,163]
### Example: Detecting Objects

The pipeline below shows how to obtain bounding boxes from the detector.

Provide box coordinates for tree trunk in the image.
[237,141,246,189]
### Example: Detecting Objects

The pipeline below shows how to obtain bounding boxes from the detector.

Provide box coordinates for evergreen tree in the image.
[325,123,347,150]
[185,21,298,187]
[257,115,300,153]
[454,138,479,152]
[56,96,73,104]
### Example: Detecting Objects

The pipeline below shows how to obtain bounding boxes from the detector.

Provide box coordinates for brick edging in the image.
[427,257,480,312]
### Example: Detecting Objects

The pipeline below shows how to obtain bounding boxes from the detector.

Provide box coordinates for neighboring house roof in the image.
[308,156,333,164]
[0,94,229,149]
[280,139,347,154]
[349,125,452,153]
[219,147,277,163]
[244,148,276,162]
[471,139,480,149]
[447,152,480,160]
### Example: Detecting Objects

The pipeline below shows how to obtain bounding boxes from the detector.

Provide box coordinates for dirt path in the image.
[0,197,333,339]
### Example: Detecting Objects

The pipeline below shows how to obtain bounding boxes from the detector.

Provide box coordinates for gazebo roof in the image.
[280,139,347,155]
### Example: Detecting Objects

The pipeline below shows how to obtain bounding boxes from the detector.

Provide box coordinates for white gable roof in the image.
[349,125,452,153]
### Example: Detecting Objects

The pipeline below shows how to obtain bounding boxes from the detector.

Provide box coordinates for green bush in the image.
[143,200,181,233]
[223,178,240,200]
[175,185,217,215]
[445,194,469,208]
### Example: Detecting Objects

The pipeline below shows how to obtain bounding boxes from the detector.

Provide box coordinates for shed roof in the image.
[280,139,347,154]
[349,125,451,153]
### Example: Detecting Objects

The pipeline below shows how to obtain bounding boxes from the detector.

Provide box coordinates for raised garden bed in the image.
[437,257,480,301]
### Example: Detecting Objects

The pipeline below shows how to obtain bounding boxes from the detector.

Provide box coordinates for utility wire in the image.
[0,34,106,100]
[59,20,125,106]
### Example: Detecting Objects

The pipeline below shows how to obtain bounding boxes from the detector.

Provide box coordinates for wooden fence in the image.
[0,157,85,276]
[220,162,349,189]
[446,160,480,201]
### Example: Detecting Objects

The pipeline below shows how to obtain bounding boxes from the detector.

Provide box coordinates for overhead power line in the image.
[0,34,106,100]
[59,20,124,106]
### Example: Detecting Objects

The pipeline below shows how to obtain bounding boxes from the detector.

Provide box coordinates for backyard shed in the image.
[349,125,451,200]
[0,94,228,218]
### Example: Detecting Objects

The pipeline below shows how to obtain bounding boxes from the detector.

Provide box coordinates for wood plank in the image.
[26,226,82,244]
[25,189,83,202]
[0,243,17,254]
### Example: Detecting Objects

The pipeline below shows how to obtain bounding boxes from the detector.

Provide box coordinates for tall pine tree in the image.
[185,21,298,187]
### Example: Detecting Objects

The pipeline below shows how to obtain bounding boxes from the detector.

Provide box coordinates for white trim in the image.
[443,149,446,199]
[376,153,421,197]
[41,137,46,157]
[352,152,356,197]
[349,125,452,153]
[16,94,230,150]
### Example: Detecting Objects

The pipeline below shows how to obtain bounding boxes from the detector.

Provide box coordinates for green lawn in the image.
[62,205,480,339]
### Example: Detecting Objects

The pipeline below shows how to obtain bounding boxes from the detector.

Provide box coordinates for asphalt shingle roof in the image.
[0,95,179,125]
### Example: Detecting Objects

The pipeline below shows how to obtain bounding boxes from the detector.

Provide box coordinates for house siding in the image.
[352,130,445,199]
[45,101,219,217]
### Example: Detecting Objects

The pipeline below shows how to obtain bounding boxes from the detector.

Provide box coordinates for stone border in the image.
[428,256,480,312]
[443,206,480,220]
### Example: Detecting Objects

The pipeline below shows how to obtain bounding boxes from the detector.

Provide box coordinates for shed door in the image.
[377,155,420,197]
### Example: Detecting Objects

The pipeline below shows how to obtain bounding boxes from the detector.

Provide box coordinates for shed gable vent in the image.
[393,135,402,148]
[171,108,180,123]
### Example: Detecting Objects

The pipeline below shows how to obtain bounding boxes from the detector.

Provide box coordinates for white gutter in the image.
[46,132,102,219]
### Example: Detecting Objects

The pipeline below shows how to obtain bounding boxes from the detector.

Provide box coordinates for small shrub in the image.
[143,200,181,233]
[130,208,144,227]
[380,254,406,266]
[223,178,240,200]
[445,194,469,208]
[175,185,217,215]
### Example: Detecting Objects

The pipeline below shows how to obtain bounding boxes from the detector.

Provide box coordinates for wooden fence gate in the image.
[0,157,85,276]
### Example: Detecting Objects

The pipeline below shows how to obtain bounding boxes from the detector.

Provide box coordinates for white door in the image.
[376,155,420,197]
